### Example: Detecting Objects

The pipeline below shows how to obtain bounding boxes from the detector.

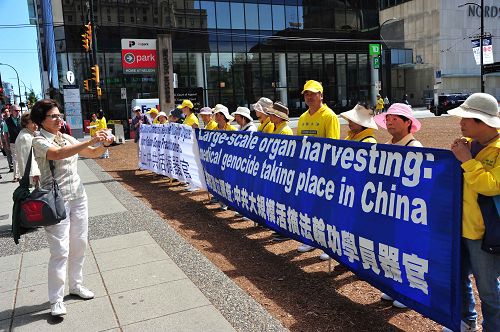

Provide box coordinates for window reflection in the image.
[245,3,259,30]
[230,2,244,30]
[259,4,272,30]
[216,2,230,29]
[200,1,216,29]
[272,5,285,31]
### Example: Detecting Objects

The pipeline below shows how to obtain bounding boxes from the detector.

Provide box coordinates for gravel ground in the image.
[96,116,479,332]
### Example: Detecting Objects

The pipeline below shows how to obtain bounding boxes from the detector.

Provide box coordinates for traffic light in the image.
[96,87,102,97]
[91,65,100,85]
[83,79,90,92]
[81,23,92,52]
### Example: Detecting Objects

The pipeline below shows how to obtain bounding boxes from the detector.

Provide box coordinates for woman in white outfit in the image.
[30,99,113,316]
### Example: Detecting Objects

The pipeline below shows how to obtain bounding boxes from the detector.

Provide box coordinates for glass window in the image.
[205,53,219,90]
[358,54,368,85]
[259,4,272,30]
[230,3,244,30]
[311,54,323,82]
[200,1,216,29]
[245,3,259,30]
[336,54,347,106]
[272,5,285,31]
[173,53,189,88]
[285,5,299,29]
[216,2,231,29]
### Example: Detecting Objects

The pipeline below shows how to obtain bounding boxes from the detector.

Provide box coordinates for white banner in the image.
[471,37,494,65]
[139,123,207,189]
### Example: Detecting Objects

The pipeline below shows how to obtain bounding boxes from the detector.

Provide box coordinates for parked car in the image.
[428,93,470,116]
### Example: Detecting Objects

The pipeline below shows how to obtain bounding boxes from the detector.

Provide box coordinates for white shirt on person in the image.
[32,128,86,201]
[15,128,40,181]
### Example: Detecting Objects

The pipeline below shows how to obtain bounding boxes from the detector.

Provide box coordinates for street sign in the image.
[369,44,381,56]
[121,39,157,74]
[66,71,75,84]
[484,61,500,74]
[373,56,380,69]
[121,87,127,99]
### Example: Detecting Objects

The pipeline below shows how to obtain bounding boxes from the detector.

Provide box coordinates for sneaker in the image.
[272,233,289,242]
[319,252,330,260]
[297,244,315,253]
[381,293,393,301]
[50,301,67,316]
[69,285,94,300]
[392,300,407,309]
[442,320,479,332]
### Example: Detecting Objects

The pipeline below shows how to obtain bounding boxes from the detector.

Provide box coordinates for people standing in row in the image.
[14,112,40,184]
[4,104,22,182]
[232,107,257,132]
[253,97,274,133]
[199,107,217,130]
[340,103,378,143]
[296,80,340,260]
[447,93,500,332]
[30,99,114,317]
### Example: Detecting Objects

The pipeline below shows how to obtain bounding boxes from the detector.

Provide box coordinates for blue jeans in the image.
[461,238,500,332]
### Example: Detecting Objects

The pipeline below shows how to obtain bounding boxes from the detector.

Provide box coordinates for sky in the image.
[0,0,42,100]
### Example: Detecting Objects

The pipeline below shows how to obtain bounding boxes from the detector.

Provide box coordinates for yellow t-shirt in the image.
[257,117,274,133]
[273,122,293,135]
[218,123,237,131]
[345,128,377,143]
[376,98,384,111]
[152,118,160,124]
[297,104,339,139]
[204,120,217,130]
[184,113,200,127]
[96,117,107,131]
[89,120,98,137]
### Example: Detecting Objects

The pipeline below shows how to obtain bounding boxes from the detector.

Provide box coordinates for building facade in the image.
[31,0,380,119]
[379,0,500,106]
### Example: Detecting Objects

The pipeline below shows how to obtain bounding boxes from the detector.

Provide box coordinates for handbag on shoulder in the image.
[16,147,66,228]
[477,194,500,255]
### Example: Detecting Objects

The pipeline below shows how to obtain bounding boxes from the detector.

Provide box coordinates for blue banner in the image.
[197,130,462,331]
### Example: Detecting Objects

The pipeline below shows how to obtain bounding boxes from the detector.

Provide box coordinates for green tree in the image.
[27,88,38,108]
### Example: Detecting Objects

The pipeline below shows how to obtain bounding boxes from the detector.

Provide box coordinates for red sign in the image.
[121,39,157,74]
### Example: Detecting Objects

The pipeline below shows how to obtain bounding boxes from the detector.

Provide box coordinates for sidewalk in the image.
[0,154,287,331]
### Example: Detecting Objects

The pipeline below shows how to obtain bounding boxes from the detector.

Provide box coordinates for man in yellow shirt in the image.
[199,107,217,130]
[447,93,500,332]
[252,97,274,133]
[296,80,339,259]
[375,94,384,115]
[178,99,199,128]
[297,80,339,139]
[213,104,236,131]
[96,110,109,158]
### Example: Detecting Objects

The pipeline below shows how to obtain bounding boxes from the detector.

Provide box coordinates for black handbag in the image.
[477,194,500,255]
[18,148,67,228]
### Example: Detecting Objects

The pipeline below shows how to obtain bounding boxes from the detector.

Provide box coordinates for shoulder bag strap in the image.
[19,147,33,188]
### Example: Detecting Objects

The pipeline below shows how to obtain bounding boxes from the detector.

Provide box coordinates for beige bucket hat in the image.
[266,102,290,121]
[341,104,378,129]
[213,104,234,122]
[231,107,253,122]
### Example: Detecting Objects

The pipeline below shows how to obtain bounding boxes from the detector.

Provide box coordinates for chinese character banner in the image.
[139,123,207,189]
[197,130,462,332]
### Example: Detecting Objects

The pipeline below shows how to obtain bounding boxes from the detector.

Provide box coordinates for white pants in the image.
[45,196,88,304]
[10,143,18,178]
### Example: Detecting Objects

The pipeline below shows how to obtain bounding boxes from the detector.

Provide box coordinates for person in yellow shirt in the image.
[297,80,340,139]
[89,113,98,137]
[375,94,384,115]
[156,111,168,124]
[178,99,199,128]
[267,102,293,135]
[199,107,217,130]
[296,80,340,259]
[339,103,378,143]
[213,104,236,131]
[252,97,274,133]
[147,108,160,124]
[447,93,500,332]
[96,110,109,158]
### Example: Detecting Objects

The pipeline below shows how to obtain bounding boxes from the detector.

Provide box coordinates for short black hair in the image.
[31,99,61,128]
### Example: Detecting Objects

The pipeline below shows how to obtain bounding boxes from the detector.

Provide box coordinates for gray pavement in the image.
[0,153,287,331]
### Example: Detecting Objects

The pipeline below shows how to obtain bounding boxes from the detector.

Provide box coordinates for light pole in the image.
[459,1,485,92]
[9,78,28,107]
[0,63,22,107]
[379,18,398,103]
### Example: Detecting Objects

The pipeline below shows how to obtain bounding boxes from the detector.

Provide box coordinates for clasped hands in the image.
[451,137,472,163]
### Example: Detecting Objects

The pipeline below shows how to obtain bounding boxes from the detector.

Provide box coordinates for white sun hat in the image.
[212,104,234,122]
[340,104,378,129]
[448,93,500,128]
[231,107,253,122]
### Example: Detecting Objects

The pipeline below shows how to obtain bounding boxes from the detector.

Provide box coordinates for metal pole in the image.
[480,0,484,92]
[89,0,101,110]
[0,63,21,107]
